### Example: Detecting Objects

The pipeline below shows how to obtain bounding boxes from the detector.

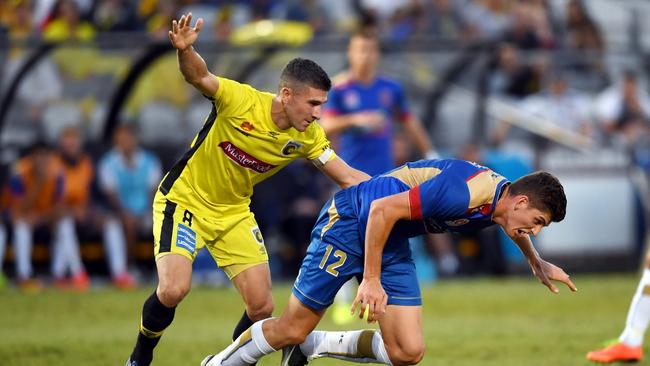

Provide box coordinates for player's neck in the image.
[270,97,290,130]
[491,185,511,225]
[351,69,377,85]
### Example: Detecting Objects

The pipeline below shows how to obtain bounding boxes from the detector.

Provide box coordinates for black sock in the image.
[130,291,176,366]
[232,310,254,341]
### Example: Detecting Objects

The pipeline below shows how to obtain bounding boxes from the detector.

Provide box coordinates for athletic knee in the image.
[388,343,425,365]
[157,282,190,307]
[247,297,274,321]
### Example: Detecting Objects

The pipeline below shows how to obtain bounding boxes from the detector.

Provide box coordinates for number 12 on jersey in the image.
[319,244,347,277]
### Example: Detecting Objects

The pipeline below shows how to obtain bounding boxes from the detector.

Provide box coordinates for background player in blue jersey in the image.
[201,159,577,366]
[321,29,437,176]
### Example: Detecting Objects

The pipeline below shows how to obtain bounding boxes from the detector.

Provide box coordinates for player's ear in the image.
[280,86,292,102]
[514,195,529,210]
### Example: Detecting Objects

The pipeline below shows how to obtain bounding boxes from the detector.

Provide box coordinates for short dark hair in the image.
[509,171,567,222]
[351,27,379,41]
[279,58,331,92]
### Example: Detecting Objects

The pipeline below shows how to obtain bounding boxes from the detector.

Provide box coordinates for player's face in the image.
[114,127,138,155]
[282,86,328,132]
[506,198,552,239]
[32,149,52,175]
[348,36,379,76]
[59,129,82,157]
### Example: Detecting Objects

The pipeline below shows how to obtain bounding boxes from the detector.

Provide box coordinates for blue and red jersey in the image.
[320,158,509,260]
[324,76,412,176]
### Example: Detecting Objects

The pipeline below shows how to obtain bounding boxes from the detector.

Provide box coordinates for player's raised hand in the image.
[351,278,387,323]
[169,13,204,51]
[531,258,577,294]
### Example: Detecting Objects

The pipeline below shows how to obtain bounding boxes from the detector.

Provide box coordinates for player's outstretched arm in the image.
[320,111,384,135]
[169,12,219,97]
[512,234,577,293]
[317,156,371,188]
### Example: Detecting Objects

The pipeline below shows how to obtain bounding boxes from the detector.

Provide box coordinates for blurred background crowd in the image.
[0,0,649,293]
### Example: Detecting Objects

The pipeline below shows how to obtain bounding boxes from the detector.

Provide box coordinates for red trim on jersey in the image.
[409,186,423,220]
[465,169,489,182]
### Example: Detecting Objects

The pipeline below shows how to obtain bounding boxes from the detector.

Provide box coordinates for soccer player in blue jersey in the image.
[322,29,445,323]
[201,158,577,366]
[321,29,437,176]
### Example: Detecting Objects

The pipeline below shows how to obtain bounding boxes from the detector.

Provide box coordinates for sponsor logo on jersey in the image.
[240,121,255,132]
[251,227,266,255]
[445,218,470,227]
[281,140,303,156]
[219,141,277,173]
[267,131,280,139]
[176,223,196,254]
[343,90,360,109]
[251,227,264,244]
[233,126,250,137]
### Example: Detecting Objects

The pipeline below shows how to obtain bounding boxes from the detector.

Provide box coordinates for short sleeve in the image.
[393,83,412,122]
[213,77,256,116]
[304,122,337,161]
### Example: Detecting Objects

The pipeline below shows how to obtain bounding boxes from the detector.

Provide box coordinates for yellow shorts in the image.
[152,195,268,279]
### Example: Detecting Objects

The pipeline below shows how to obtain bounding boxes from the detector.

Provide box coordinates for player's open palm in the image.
[532,258,577,294]
[169,13,203,51]
[352,278,387,324]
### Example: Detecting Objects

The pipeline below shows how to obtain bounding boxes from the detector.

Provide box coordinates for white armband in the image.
[311,147,334,168]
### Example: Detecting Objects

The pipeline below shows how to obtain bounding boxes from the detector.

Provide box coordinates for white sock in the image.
[103,217,127,277]
[13,220,33,280]
[208,318,276,366]
[300,329,392,364]
[0,224,6,271]
[53,217,84,276]
[619,269,650,347]
[51,224,66,278]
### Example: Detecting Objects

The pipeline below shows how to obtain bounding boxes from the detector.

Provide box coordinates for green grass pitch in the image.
[0,273,640,365]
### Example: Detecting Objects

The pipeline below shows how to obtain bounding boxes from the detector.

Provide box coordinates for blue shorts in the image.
[292,216,421,311]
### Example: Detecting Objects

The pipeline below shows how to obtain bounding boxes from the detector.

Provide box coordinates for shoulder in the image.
[139,149,160,164]
[303,121,327,138]
[332,70,352,86]
[214,77,258,99]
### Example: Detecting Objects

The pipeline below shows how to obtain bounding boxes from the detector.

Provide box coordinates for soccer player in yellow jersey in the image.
[125,13,371,366]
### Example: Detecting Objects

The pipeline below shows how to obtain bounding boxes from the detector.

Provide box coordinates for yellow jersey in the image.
[159,77,334,216]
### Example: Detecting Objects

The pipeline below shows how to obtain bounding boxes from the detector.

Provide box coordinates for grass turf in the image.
[0,273,640,365]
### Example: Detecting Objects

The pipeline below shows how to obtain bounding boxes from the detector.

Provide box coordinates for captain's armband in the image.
[311,147,334,168]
